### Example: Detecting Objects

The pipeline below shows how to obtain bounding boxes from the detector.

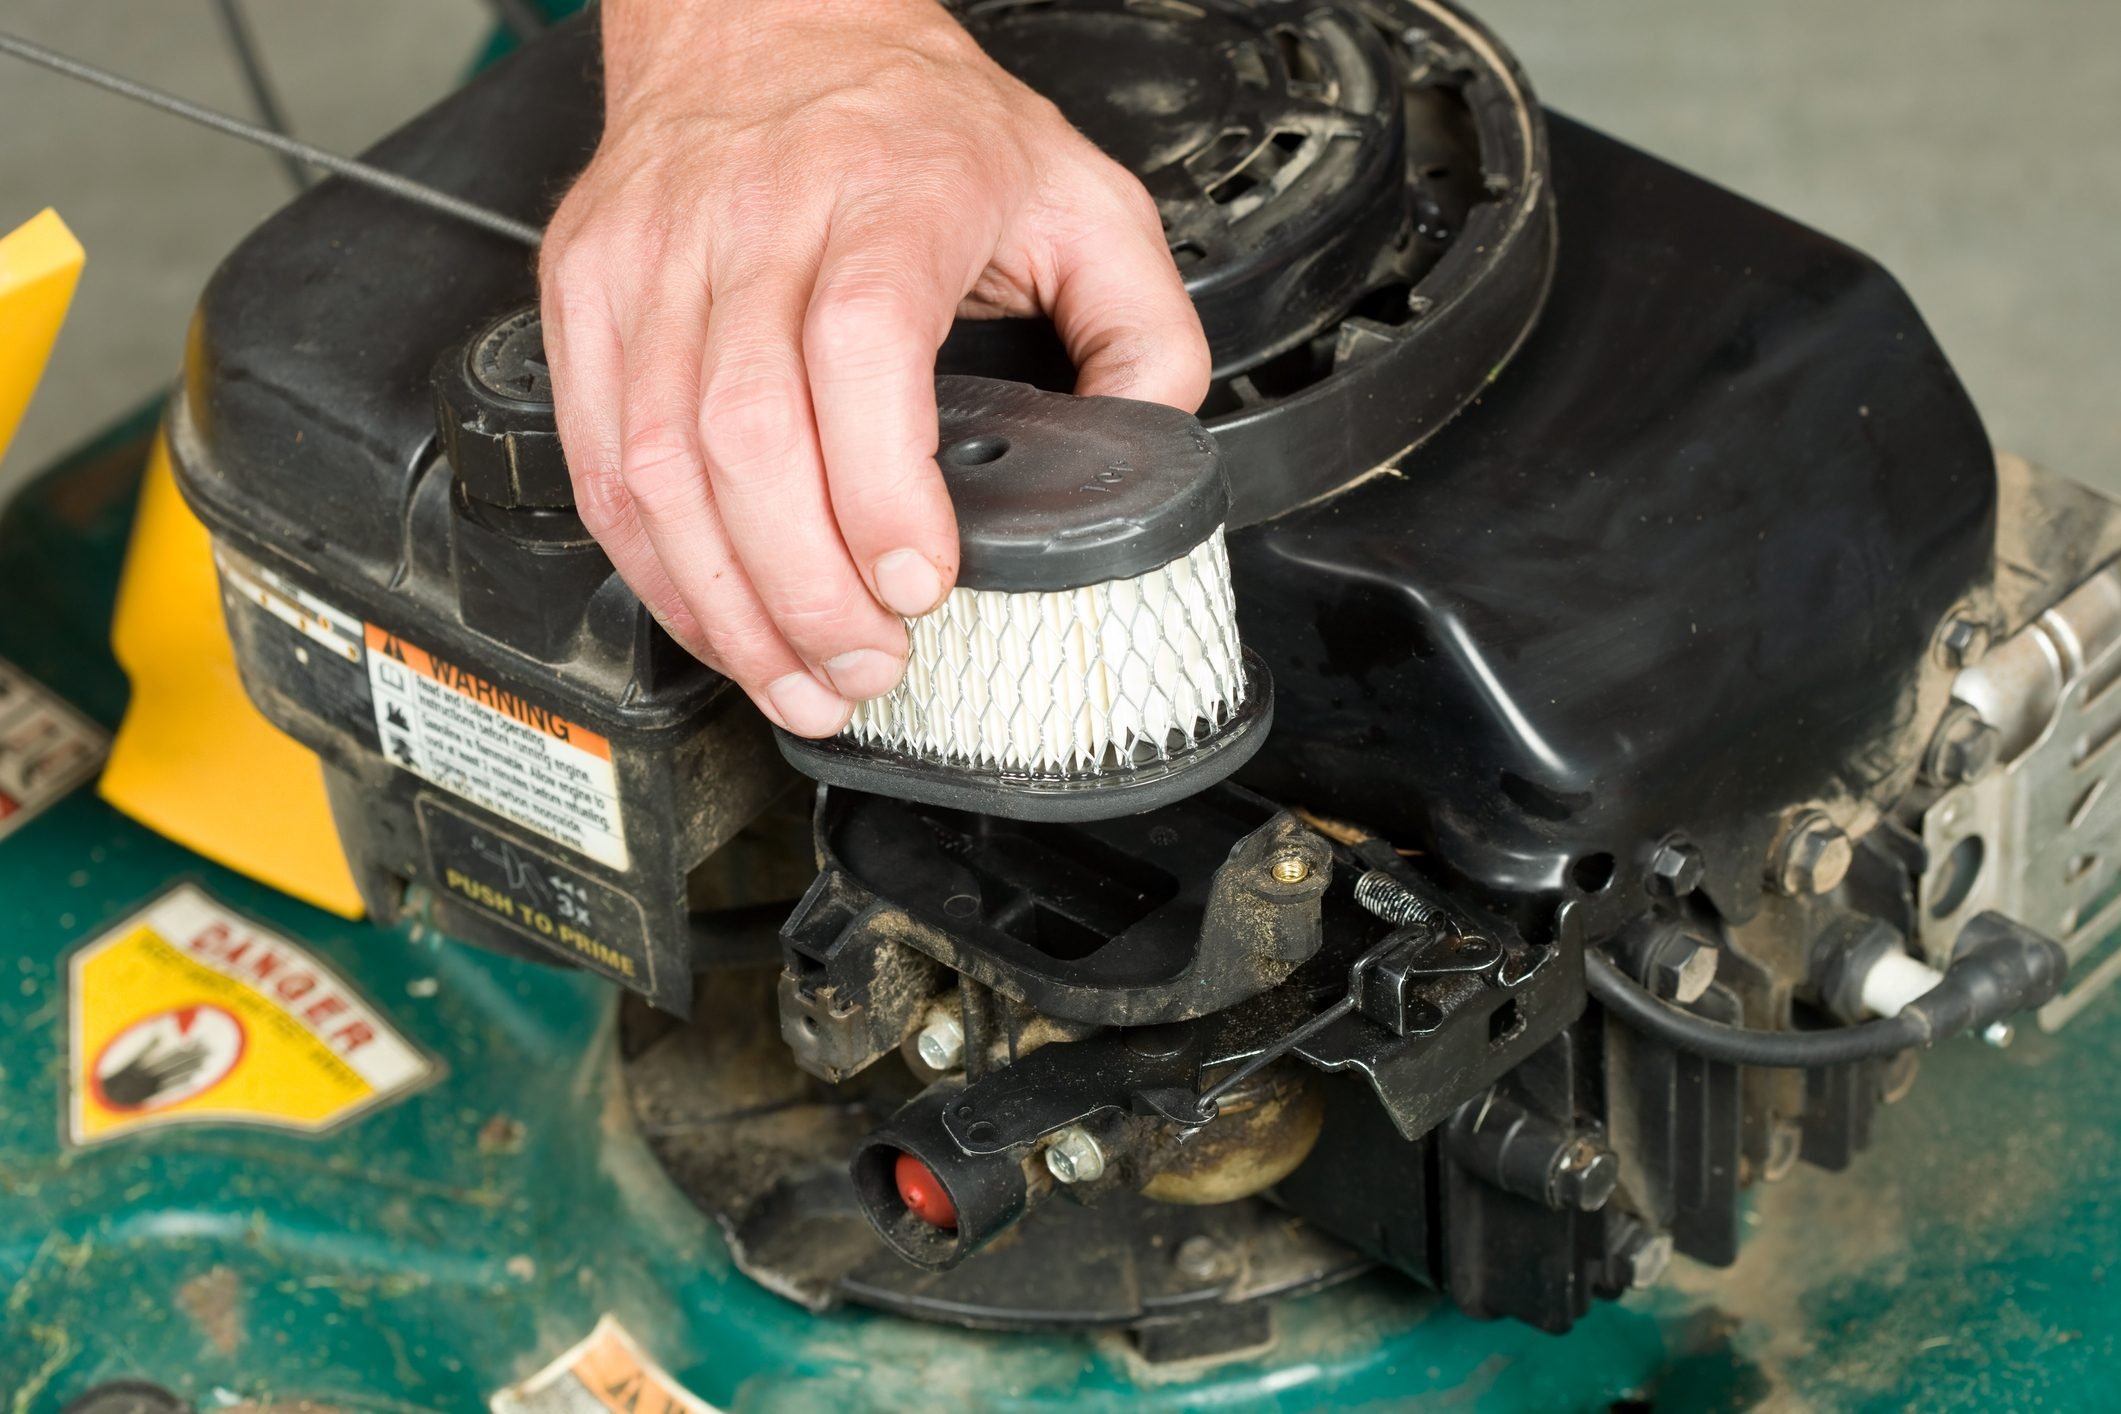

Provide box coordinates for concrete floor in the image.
[1,1,2116,493]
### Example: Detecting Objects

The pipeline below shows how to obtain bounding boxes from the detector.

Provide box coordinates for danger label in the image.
[364,624,627,869]
[491,1316,721,1414]
[68,886,432,1144]
[0,657,106,843]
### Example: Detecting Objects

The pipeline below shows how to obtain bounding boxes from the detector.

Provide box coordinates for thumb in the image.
[1044,185,1212,412]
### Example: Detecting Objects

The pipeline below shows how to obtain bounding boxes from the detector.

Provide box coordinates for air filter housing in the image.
[776,377,1271,820]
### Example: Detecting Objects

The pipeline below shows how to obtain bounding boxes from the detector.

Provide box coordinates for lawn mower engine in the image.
[170,0,2121,1359]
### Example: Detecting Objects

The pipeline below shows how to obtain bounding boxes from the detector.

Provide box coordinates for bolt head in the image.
[1173,1234,1228,1282]
[914,1015,966,1072]
[1648,936,1720,1005]
[1777,814,1853,896]
[1269,852,1312,885]
[1982,1020,2016,1049]
[1926,706,2000,787]
[1647,840,1706,898]
[1625,1233,1675,1290]
[1937,615,1991,670]
[1553,1139,1621,1212]
[1044,1125,1107,1185]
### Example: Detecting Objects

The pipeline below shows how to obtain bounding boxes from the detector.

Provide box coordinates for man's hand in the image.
[540,0,1211,736]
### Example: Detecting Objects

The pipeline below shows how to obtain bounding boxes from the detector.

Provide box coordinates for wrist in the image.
[600,0,960,115]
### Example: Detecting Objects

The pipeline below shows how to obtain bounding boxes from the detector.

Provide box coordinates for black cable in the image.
[1587,950,1932,1068]
[0,30,544,249]
[1589,912,2071,1068]
[207,0,308,192]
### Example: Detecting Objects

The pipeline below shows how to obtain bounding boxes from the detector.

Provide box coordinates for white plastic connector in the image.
[1858,951,1946,1020]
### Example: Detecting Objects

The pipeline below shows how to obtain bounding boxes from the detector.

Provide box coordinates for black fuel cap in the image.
[434,304,573,509]
[936,375,1230,593]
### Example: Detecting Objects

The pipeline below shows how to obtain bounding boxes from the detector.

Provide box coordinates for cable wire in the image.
[1586,950,1928,1068]
[206,0,308,192]
[0,30,544,249]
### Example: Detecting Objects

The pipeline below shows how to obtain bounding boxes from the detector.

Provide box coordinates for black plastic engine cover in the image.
[1234,116,1994,925]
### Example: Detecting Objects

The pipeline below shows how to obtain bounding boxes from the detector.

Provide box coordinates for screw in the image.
[1625,1232,1674,1290]
[1552,1138,1620,1212]
[1775,811,1853,896]
[1936,614,1991,671]
[1044,1125,1107,1184]
[914,1014,966,1072]
[1983,1020,2015,1049]
[1925,703,2000,787]
[1646,839,1705,898]
[1174,1234,1227,1282]
[1646,932,1720,1005]
[1763,1118,1802,1182]
[1270,852,1312,885]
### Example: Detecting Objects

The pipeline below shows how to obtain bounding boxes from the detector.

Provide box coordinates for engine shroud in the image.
[167,0,2013,1349]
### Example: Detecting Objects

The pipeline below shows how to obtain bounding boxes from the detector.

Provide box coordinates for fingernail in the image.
[874,549,946,618]
[824,648,905,701]
[765,672,853,737]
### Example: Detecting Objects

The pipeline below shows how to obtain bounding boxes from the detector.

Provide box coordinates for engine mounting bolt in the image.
[1625,1232,1675,1290]
[1269,852,1312,885]
[1646,839,1705,898]
[1647,933,1720,1006]
[1983,1020,2016,1049]
[1925,703,2000,787]
[1174,1234,1228,1283]
[914,1014,966,1072]
[1774,811,1853,896]
[1043,1125,1107,1185]
[1936,613,1991,671]
[1553,1138,1621,1212]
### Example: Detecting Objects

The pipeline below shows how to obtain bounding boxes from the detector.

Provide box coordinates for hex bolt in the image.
[1762,1118,1802,1182]
[1625,1232,1675,1290]
[1646,933,1720,1006]
[1774,811,1853,896]
[1043,1125,1107,1185]
[1552,1138,1621,1212]
[1646,839,1705,898]
[914,1014,966,1072]
[1983,1020,2015,1049]
[1269,851,1312,885]
[1173,1234,1228,1283]
[1924,703,2001,787]
[1936,613,1991,671]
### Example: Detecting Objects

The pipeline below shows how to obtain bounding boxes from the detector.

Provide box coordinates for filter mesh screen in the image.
[844,528,1246,776]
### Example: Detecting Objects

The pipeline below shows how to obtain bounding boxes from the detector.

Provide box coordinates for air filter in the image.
[775,376,1271,821]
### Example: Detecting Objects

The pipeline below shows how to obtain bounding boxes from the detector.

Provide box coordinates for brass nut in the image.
[1270,852,1312,885]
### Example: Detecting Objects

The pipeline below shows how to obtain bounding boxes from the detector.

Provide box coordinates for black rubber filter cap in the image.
[936,375,1230,592]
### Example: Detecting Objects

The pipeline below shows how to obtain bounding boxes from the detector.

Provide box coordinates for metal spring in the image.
[1353,869,1451,931]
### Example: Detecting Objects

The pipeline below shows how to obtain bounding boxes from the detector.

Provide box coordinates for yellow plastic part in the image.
[0,208,86,468]
[101,439,366,919]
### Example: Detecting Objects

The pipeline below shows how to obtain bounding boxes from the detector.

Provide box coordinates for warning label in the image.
[364,624,628,870]
[0,657,106,843]
[68,886,433,1144]
[491,1316,721,1414]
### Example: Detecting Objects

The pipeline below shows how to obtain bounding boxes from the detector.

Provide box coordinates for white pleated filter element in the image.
[844,527,1248,776]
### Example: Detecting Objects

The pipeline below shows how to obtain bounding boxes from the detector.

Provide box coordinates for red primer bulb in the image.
[894,1151,957,1229]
